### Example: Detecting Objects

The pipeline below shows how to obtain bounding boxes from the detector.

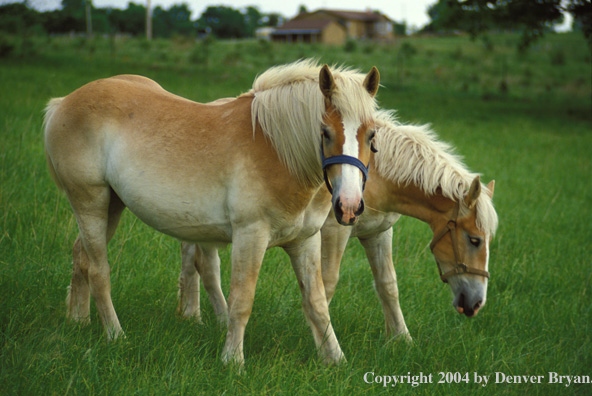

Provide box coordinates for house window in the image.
[375,22,392,35]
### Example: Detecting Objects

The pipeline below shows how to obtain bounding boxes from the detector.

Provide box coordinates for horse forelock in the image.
[373,110,498,236]
[250,59,378,187]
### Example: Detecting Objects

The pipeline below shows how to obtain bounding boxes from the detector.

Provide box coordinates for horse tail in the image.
[43,97,65,190]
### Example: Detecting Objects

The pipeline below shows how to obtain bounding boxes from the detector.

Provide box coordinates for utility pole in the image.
[85,0,92,38]
[146,0,152,40]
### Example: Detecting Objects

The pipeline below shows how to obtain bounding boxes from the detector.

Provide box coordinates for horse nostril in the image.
[457,293,465,311]
[474,300,482,310]
[355,199,364,216]
[333,198,344,221]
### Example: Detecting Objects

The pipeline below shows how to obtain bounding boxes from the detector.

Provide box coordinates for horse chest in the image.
[267,199,331,247]
[351,211,401,239]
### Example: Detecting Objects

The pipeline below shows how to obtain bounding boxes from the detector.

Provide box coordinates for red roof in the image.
[274,19,339,33]
[319,9,388,21]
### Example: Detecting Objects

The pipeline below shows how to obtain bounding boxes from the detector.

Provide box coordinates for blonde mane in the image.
[373,110,498,235]
[249,59,378,186]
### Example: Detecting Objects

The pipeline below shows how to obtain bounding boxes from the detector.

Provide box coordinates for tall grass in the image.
[1,32,590,395]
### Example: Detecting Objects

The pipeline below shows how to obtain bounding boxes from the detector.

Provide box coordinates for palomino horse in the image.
[178,109,498,344]
[44,59,381,366]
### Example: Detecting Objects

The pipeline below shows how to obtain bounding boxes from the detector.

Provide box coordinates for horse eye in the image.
[321,126,330,139]
[368,131,376,141]
[469,237,481,247]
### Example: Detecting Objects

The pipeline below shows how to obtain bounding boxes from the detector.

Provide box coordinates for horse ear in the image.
[485,180,495,198]
[464,176,481,209]
[363,67,380,97]
[319,64,336,99]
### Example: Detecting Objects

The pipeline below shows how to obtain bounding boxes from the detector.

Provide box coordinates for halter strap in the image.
[429,201,490,283]
[320,147,369,194]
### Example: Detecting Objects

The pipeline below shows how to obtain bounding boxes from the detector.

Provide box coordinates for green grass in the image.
[1,32,591,395]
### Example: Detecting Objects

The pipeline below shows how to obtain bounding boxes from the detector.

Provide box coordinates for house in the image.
[271,9,394,45]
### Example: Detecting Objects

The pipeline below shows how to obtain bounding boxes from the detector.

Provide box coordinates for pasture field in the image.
[1,33,591,395]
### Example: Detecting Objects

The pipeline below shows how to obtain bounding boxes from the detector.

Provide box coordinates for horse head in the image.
[319,64,380,226]
[430,176,496,317]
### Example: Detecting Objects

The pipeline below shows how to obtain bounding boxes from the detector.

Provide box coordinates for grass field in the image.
[1,32,591,395]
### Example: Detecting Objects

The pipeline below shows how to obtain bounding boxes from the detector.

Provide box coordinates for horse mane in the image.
[373,110,498,236]
[249,59,377,186]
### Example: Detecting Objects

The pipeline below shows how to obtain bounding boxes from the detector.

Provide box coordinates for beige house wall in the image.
[347,20,366,38]
[283,10,394,44]
[321,22,347,45]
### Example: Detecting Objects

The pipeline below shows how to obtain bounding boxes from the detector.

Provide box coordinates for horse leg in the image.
[359,229,412,343]
[67,236,91,324]
[285,233,345,365]
[195,244,228,325]
[177,243,202,321]
[320,221,352,305]
[67,189,125,328]
[221,225,269,367]
[178,243,228,325]
[68,187,124,340]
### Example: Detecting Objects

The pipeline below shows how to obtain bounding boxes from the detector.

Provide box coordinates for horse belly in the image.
[107,166,233,243]
[123,187,232,242]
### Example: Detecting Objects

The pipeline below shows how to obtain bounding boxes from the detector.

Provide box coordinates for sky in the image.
[17,0,573,32]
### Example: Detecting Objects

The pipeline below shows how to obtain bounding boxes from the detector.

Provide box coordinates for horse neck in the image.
[365,170,456,233]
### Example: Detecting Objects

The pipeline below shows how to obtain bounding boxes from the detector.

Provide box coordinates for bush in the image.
[399,41,417,58]
[0,34,15,57]
[343,38,357,53]
[362,43,375,54]
[189,35,216,65]
[550,47,566,65]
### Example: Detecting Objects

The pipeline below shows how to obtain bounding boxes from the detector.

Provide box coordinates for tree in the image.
[427,0,565,51]
[197,6,247,38]
[108,2,146,35]
[0,2,44,34]
[263,13,283,27]
[244,6,262,36]
[56,0,85,32]
[393,21,407,36]
[566,0,592,47]
[152,3,194,37]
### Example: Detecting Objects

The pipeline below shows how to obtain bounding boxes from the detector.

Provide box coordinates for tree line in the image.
[1,0,590,48]
[0,0,285,39]
[425,0,591,50]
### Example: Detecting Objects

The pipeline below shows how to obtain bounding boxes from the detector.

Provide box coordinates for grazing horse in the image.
[44,59,381,366]
[178,109,498,344]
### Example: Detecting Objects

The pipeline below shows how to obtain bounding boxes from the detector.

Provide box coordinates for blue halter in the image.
[320,147,369,194]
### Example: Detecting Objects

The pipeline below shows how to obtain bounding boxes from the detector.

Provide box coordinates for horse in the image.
[178,109,498,345]
[43,59,381,366]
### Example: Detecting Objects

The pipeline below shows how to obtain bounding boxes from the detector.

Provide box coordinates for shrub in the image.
[0,34,15,57]
[344,38,357,53]
[550,47,566,65]
[399,41,417,58]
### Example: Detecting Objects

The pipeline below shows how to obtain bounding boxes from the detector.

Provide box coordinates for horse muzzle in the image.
[452,288,486,317]
[321,151,369,226]
[333,196,364,225]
